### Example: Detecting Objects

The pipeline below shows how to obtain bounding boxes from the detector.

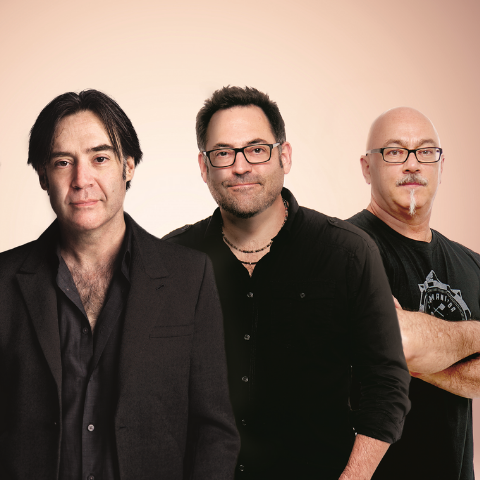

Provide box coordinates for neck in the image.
[221,195,286,249]
[59,214,126,268]
[367,198,433,242]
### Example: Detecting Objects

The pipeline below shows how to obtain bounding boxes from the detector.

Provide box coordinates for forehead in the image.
[370,111,440,149]
[53,110,111,150]
[206,105,275,148]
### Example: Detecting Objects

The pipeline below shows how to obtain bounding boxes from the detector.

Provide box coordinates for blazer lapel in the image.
[16,222,62,395]
[117,216,169,395]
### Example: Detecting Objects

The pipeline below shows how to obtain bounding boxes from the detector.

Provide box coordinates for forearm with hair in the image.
[412,354,480,398]
[339,434,390,480]
[397,308,480,374]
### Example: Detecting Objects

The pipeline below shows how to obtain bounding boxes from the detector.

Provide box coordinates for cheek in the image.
[207,169,225,186]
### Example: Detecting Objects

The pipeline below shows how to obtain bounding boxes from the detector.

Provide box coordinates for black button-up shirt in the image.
[165,189,411,479]
[56,224,131,480]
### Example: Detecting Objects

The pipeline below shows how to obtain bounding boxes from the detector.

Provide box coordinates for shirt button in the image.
[241,419,247,426]
[242,376,248,382]
[244,334,250,340]
[87,424,95,432]
[300,292,306,298]
[82,327,89,335]
[247,292,254,298]
[87,475,95,480]
[239,464,245,472]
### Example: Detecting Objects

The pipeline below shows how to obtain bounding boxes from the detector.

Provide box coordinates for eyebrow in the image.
[382,138,439,148]
[210,138,270,150]
[88,144,115,153]
[50,144,115,160]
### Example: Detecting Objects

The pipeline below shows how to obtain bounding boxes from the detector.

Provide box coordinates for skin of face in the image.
[40,110,135,235]
[198,105,292,219]
[360,107,444,221]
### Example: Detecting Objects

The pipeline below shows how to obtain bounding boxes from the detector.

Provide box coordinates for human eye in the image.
[53,159,71,168]
[384,148,404,157]
[246,145,269,156]
[418,148,434,157]
[94,156,108,164]
[213,149,233,159]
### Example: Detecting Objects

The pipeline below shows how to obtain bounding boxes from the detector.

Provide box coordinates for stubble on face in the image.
[206,164,283,219]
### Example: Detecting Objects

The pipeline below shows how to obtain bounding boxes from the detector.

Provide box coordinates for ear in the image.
[39,167,49,191]
[360,155,371,185]
[198,152,208,183]
[125,156,135,182]
[280,142,292,174]
[439,154,445,184]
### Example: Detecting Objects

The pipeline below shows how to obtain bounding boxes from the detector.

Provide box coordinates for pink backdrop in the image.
[1,0,479,470]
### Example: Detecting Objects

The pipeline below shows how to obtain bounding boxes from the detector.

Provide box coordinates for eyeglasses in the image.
[366,147,443,164]
[203,143,281,168]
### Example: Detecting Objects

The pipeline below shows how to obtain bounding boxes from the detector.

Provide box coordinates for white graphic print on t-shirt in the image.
[418,270,471,320]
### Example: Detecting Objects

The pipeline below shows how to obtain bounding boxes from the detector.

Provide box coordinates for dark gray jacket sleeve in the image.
[184,256,240,478]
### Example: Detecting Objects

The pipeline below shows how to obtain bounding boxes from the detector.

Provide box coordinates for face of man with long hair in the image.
[198,106,291,219]
[40,110,135,235]
[361,107,444,221]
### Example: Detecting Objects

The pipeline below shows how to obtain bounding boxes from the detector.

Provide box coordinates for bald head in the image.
[366,107,440,152]
[360,107,444,228]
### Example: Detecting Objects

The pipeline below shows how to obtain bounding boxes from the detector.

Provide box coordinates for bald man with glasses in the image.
[348,107,480,480]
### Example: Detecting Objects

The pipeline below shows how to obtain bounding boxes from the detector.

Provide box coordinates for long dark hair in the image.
[28,89,142,190]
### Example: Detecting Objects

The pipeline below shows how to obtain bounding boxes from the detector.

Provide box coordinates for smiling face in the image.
[361,107,444,220]
[198,105,291,219]
[40,110,135,235]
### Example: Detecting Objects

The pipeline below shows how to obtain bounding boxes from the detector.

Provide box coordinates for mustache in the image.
[222,174,263,188]
[396,174,428,187]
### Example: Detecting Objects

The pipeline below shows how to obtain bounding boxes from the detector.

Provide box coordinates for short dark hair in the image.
[196,86,286,151]
[28,89,142,190]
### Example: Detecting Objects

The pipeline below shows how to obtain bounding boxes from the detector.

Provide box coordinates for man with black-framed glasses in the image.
[165,86,410,480]
[348,107,480,480]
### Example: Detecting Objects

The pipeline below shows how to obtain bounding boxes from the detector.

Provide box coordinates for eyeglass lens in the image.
[210,145,271,167]
[383,147,441,163]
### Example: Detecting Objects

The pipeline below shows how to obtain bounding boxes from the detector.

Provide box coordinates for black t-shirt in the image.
[348,209,480,480]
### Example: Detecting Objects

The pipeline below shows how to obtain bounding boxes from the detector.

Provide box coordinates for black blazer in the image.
[0,214,239,480]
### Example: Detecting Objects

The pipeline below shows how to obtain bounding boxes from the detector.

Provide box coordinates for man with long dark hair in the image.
[0,89,239,480]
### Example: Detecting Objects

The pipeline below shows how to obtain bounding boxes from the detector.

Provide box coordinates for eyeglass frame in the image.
[366,147,443,164]
[202,143,281,168]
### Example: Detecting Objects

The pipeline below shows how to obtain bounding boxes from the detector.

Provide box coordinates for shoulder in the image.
[0,240,38,278]
[128,215,211,272]
[433,230,480,267]
[162,215,213,249]
[298,206,378,254]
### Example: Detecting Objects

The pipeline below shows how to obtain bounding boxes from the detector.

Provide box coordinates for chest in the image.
[379,241,480,320]
[70,266,114,329]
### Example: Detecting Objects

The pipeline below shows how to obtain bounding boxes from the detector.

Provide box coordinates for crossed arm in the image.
[394,298,480,398]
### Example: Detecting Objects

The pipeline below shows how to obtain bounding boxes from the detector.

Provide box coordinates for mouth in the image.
[227,183,259,188]
[70,200,99,207]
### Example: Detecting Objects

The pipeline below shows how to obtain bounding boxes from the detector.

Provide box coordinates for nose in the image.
[71,161,94,189]
[231,150,253,175]
[403,151,420,173]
